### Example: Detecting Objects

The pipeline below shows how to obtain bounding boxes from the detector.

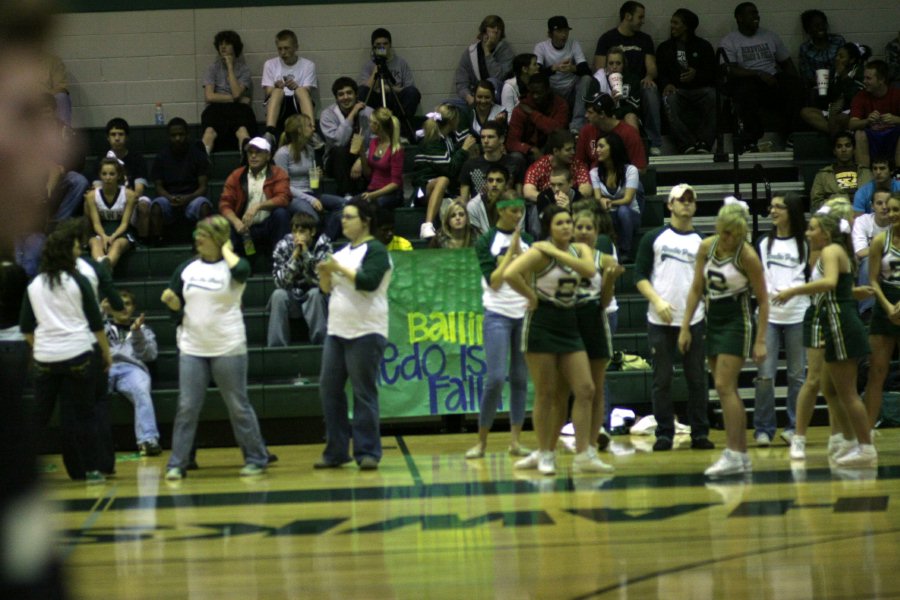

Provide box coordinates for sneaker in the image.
[755,432,771,447]
[789,435,806,461]
[266,453,279,465]
[358,456,379,470]
[419,222,436,239]
[649,146,662,156]
[831,440,856,461]
[537,450,556,475]
[557,436,577,454]
[652,437,673,451]
[314,458,350,469]
[827,433,843,456]
[682,144,697,155]
[597,427,610,451]
[239,463,266,477]
[741,143,760,154]
[292,372,310,386]
[573,448,614,474]
[139,441,162,457]
[835,445,877,467]
[85,471,106,485]
[514,450,540,470]
[704,449,750,477]
[465,444,485,459]
[691,437,715,450]
[508,444,533,457]
[694,142,711,154]
[165,467,185,481]
[780,430,795,445]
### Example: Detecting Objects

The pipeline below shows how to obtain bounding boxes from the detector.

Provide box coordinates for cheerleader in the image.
[84,157,136,268]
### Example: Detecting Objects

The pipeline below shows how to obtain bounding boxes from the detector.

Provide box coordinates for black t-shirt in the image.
[594,29,655,79]
[459,154,526,196]
[151,141,210,195]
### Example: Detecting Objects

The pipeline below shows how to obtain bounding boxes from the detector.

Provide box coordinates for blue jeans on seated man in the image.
[229,206,292,256]
[288,189,346,221]
[319,333,387,465]
[150,195,213,224]
[108,362,160,446]
[267,287,328,346]
[753,321,804,439]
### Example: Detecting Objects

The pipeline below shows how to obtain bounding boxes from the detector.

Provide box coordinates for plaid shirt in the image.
[798,34,845,85]
[271,233,333,303]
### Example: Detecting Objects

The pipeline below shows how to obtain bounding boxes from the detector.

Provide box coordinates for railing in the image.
[750,163,772,240]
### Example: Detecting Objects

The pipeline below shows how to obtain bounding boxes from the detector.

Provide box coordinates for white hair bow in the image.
[105,150,125,166]
[816,206,831,215]
[425,111,443,122]
[839,219,851,234]
[724,196,748,211]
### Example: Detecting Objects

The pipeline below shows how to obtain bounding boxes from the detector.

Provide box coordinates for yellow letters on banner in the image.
[407,312,483,345]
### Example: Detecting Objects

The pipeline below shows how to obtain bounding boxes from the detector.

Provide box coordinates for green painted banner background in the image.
[378,248,530,418]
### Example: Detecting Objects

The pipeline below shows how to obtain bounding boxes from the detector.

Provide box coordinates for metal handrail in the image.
[750,163,772,239]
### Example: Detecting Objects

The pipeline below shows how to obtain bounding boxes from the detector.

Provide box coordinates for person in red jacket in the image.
[219,136,291,255]
[505,72,569,161]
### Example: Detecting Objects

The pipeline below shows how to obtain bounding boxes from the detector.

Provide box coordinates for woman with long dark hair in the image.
[590,132,643,261]
[85,156,136,268]
[752,193,808,446]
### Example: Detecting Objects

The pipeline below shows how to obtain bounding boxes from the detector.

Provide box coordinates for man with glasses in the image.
[634,183,713,452]
[575,92,647,172]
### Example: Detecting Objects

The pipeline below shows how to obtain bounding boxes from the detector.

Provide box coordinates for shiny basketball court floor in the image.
[46,427,900,599]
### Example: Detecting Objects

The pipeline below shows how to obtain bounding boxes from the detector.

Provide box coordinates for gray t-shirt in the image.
[719,27,789,75]
[203,57,252,98]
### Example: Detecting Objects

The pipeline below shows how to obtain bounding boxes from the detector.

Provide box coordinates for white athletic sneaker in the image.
[704,449,750,477]
[789,435,806,461]
[780,430,795,445]
[537,450,556,475]
[834,444,878,468]
[514,450,540,470]
[755,432,771,447]
[419,222,436,239]
[831,439,857,461]
[573,448,614,474]
[826,433,843,455]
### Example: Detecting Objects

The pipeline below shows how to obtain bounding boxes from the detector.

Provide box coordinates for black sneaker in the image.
[653,437,673,451]
[691,437,715,450]
[140,441,162,457]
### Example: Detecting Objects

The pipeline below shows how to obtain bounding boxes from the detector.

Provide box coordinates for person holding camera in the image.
[358,28,420,139]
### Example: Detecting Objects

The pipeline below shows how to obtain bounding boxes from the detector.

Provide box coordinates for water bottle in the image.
[154,103,165,126]
[242,232,256,256]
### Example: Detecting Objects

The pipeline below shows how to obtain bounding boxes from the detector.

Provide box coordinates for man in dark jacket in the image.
[656,9,717,154]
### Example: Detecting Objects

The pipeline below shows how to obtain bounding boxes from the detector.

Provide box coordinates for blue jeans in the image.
[319,333,387,464]
[288,190,346,222]
[167,353,267,470]
[150,195,212,223]
[266,287,328,346]
[753,321,805,437]
[229,207,292,256]
[109,362,159,445]
[641,85,663,148]
[610,205,641,260]
[648,322,710,440]
[479,310,528,429]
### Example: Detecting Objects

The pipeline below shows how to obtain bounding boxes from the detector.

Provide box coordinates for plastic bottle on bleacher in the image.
[242,232,256,256]
[154,102,165,126]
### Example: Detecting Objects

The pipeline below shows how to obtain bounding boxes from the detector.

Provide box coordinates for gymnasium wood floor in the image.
[46,427,900,599]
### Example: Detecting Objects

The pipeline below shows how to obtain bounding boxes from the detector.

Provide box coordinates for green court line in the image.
[395,435,423,487]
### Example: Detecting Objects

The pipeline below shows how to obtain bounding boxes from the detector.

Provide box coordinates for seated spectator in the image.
[594,1,663,155]
[358,27,421,137]
[798,10,845,102]
[534,16,593,132]
[590,132,643,261]
[458,120,525,202]
[536,168,579,220]
[501,53,540,115]
[320,77,372,197]
[800,42,868,136]
[593,46,641,133]
[201,30,256,155]
[413,104,478,239]
[143,117,212,244]
[719,2,803,152]
[888,31,900,86]
[853,190,891,314]
[849,60,900,168]
[267,212,331,348]
[84,157,136,268]
[656,9,717,154]
[261,30,317,146]
[523,129,592,203]
[41,52,71,126]
[576,92,647,172]
[350,107,404,209]
[506,72,569,161]
[454,15,514,107]
[469,80,507,140]
[219,137,291,255]
[103,289,160,456]
[42,91,88,228]
[430,200,479,249]
[96,118,150,207]
[853,156,900,215]
[468,165,514,235]
[810,131,872,211]
[375,207,413,251]
[274,114,345,226]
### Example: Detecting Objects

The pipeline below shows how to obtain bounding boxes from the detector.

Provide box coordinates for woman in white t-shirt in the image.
[314,199,393,470]
[753,193,809,446]
[161,216,268,481]
[590,132,643,261]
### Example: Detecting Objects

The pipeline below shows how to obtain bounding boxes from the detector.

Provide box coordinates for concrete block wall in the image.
[54,0,898,129]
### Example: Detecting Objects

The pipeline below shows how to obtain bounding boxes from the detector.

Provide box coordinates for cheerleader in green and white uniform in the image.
[680,199,769,477]
[505,205,608,475]
[863,194,900,433]
[774,209,876,467]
